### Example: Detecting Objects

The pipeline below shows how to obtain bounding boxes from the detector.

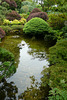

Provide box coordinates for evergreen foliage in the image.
[23,17,49,36]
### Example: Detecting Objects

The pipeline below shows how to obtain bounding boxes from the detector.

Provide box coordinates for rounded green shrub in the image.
[23,17,49,36]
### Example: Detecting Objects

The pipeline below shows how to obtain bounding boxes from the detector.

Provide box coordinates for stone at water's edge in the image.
[0,28,5,39]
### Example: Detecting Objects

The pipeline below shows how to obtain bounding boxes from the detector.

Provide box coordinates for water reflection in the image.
[0,35,50,97]
[0,35,22,67]
[0,78,18,100]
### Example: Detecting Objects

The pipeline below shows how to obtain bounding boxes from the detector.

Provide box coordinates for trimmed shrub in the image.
[30,8,41,14]
[0,27,5,39]
[23,17,49,36]
[27,12,48,22]
[2,0,17,9]
[0,25,12,33]
[47,13,67,30]
[3,18,26,25]
[6,10,21,21]
[11,19,20,25]
[3,19,10,25]
[11,25,23,30]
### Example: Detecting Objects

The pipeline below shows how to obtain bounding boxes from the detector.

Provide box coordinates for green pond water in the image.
[0,35,50,100]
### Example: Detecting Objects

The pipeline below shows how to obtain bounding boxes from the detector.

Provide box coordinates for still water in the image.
[0,35,49,99]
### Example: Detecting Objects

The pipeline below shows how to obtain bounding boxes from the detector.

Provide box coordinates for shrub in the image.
[0,25,12,33]
[36,4,42,11]
[1,0,17,9]
[20,5,29,13]
[3,19,10,25]
[61,26,67,33]
[23,17,49,36]
[27,12,48,22]
[11,19,20,25]
[30,8,41,14]
[21,1,31,6]
[47,13,67,30]
[0,47,14,62]
[0,47,16,80]
[0,25,23,34]
[41,39,67,100]
[3,18,26,25]
[19,18,26,24]
[20,1,36,13]
[0,61,16,79]
[0,27,5,39]
[49,39,67,65]
[11,25,23,30]
[6,10,21,21]
[1,2,9,9]
[20,13,28,18]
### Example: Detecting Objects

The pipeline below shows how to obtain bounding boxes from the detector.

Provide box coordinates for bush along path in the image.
[0,47,16,81]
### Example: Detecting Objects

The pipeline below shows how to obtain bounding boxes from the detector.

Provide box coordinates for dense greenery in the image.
[23,17,49,36]
[0,47,14,62]
[19,39,67,100]
[0,0,67,99]
[0,47,16,80]
[47,13,67,30]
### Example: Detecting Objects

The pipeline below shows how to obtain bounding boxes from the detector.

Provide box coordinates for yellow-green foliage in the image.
[3,19,10,25]
[3,18,26,25]
[19,18,26,24]
[11,19,20,25]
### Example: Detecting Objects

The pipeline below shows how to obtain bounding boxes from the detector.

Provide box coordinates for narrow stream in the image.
[0,35,49,99]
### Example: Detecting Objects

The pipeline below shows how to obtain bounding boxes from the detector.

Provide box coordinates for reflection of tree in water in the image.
[22,37,49,61]
[28,49,47,61]
[19,76,50,100]
[0,78,18,100]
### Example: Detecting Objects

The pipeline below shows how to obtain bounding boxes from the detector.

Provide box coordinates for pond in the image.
[0,35,50,100]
